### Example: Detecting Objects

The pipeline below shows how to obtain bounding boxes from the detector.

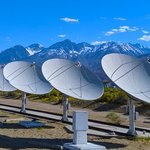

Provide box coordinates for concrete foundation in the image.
[63,111,107,150]
[64,143,106,150]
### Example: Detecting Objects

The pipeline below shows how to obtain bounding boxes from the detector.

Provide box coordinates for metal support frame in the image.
[20,92,27,113]
[127,98,137,136]
[62,94,69,122]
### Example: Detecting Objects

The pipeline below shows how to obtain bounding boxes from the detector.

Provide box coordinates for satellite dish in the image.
[3,61,53,94]
[101,53,150,103]
[42,59,104,100]
[0,65,16,91]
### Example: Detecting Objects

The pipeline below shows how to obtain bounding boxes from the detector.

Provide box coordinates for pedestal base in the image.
[63,142,107,150]
[21,92,27,113]
[20,110,26,113]
[61,118,69,122]
[127,130,137,136]
[62,94,69,122]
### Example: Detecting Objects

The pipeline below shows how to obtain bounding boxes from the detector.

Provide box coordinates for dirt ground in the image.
[0,110,150,150]
[0,98,150,128]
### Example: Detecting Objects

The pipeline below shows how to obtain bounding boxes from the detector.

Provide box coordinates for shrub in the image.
[100,87,128,104]
[105,112,122,124]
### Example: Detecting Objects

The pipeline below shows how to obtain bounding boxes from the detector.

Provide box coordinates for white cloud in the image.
[105,31,115,36]
[142,30,149,34]
[146,14,150,19]
[60,17,79,23]
[58,34,66,38]
[105,26,139,36]
[138,35,150,41]
[113,17,127,21]
[5,36,12,42]
[91,41,107,45]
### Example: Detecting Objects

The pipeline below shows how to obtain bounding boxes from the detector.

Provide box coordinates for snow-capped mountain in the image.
[0,39,150,79]
[94,42,148,55]
[25,43,44,56]
[28,40,150,79]
[0,45,30,64]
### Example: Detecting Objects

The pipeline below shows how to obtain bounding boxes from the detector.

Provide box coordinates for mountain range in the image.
[0,39,150,80]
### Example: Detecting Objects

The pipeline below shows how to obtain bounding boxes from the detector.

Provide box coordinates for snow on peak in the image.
[26,43,44,56]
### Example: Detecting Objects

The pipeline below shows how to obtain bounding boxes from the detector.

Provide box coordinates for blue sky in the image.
[0,0,150,50]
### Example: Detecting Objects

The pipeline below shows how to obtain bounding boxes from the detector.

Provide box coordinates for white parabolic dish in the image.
[0,65,16,91]
[42,59,104,100]
[3,61,53,94]
[101,53,150,103]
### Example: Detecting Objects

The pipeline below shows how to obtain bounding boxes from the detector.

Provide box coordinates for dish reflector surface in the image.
[0,65,16,91]
[3,61,53,94]
[101,53,150,103]
[42,59,104,100]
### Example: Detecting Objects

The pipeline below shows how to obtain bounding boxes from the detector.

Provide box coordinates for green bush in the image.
[1,90,22,99]
[105,112,122,124]
[100,87,128,104]
[0,87,129,107]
